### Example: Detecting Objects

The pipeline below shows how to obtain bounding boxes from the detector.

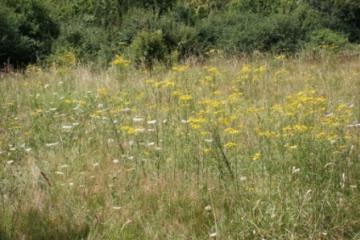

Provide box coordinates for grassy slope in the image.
[0,54,359,239]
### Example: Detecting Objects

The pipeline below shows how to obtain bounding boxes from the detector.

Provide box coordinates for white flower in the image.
[112,206,121,210]
[348,123,360,128]
[113,159,120,164]
[133,117,144,123]
[292,166,300,174]
[135,128,145,133]
[46,142,59,147]
[62,125,73,130]
[7,160,14,165]
[210,232,217,238]
[181,119,188,124]
[240,176,247,181]
[147,120,157,125]
[204,205,212,211]
[93,162,99,167]
[122,107,131,113]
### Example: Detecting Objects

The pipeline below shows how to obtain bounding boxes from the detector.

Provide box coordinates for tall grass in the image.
[0,54,359,239]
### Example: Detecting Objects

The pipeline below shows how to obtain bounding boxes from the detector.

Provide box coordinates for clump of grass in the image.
[0,54,359,239]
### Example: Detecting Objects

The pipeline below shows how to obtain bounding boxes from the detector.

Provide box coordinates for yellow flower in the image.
[179,94,192,102]
[120,126,137,135]
[97,88,109,97]
[240,64,251,75]
[172,90,182,97]
[275,54,285,61]
[288,145,298,150]
[112,54,131,67]
[162,79,175,88]
[206,66,220,75]
[200,98,222,108]
[252,152,261,161]
[224,142,237,149]
[255,65,267,74]
[224,127,241,135]
[217,116,231,126]
[188,116,207,129]
[227,91,243,104]
[293,124,308,133]
[172,65,189,73]
[64,99,72,104]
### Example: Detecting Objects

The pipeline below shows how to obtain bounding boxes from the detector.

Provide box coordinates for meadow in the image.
[0,54,359,239]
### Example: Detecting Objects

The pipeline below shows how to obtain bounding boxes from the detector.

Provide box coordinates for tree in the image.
[0,0,59,66]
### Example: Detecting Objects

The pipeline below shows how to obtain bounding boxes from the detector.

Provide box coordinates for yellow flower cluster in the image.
[112,54,131,67]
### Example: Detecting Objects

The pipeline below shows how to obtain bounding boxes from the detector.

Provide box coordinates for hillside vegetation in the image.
[0,54,359,239]
[1,0,360,67]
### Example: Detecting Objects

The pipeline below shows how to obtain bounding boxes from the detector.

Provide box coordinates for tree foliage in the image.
[0,0,59,66]
[1,0,359,67]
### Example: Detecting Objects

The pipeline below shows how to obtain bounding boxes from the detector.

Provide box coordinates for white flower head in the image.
[133,117,144,123]
[147,120,157,125]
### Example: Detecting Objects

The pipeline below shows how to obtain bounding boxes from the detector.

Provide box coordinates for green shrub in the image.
[176,25,200,59]
[0,0,59,66]
[305,0,360,42]
[52,22,115,65]
[198,5,318,54]
[119,9,159,45]
[306,28,349,52]
[130,30,168,69]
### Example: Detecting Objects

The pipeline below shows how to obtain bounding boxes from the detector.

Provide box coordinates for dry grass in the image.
[0,54,359,239]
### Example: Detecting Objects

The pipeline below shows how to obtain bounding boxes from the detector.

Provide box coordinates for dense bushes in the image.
[0,0,59,66]
[130,30,167,69]
[305,28,349,52]
[305,0,360,42]
[1,0,359,68]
